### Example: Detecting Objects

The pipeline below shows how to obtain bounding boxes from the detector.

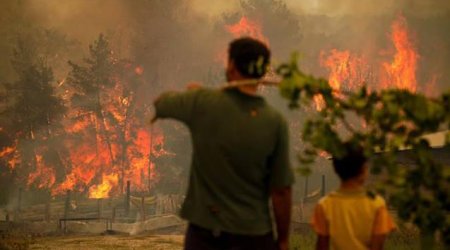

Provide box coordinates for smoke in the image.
[24,0,130,45]
[0,0,449,205]
[286,0,450,17]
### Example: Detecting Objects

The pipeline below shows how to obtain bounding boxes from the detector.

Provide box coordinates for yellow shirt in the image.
[311,188,396,250]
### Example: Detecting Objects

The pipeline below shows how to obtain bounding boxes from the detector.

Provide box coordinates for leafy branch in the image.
[277,53,449,246]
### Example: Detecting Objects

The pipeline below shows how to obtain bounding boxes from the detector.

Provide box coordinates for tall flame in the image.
[321,14,419,101]
[320,49,369,93]
[381,14,418,92]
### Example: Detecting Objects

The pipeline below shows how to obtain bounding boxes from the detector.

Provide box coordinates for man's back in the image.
[155,88,293,235]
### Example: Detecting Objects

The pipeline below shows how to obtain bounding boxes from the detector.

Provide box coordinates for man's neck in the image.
[229,76,259,96]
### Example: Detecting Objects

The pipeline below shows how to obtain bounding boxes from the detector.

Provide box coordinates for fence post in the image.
[125,181,130,217]
[64,190,71,220]
[321,175,326,197]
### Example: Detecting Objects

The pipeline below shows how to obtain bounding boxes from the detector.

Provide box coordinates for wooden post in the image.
[141,196,145,221]
[112,206,116,223]
[14,188,23,221]
[64,190,71,219]
[321,175,326,197]
[97,199,103,220]
[148,125,154,192]
[303,176,309,200]
[45,200,51,222]
[125,181,130,216]
[18,188,22,210]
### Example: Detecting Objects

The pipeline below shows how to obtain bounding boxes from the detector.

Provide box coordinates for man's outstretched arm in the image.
[271,186,292,250]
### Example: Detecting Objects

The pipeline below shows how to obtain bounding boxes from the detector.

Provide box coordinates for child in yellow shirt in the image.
[311,143,396,250]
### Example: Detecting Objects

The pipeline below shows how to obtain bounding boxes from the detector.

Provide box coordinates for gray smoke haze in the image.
[1,0,448,91]
[287,0,450,17]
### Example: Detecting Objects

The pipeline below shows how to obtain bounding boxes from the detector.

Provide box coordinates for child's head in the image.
[332,143,368,183]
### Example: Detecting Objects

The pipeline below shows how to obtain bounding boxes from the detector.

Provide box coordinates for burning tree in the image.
[53,34,168,199]
[0,37,66,194]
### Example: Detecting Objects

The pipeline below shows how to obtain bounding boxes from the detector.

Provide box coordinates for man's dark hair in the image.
[332,143,367,181]
[228,37,270,78]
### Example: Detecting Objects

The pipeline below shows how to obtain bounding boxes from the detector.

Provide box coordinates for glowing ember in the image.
[313,95,326,111]
[0,146,15,158]
[225,16,269,45]
[135,66,144,75]
[88,173,119,199]
[0,143,20,170]
[381,14,418,92]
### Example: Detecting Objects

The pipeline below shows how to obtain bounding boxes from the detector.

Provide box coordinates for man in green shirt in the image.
[154,38,294,250]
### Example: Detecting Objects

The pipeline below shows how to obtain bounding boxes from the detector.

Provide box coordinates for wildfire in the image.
[225,16,269,44]
[88,173,119,199]
[27,154,56,189]
[320,49,369,93]
[0,143,20,170]
[89,173,119,199]
[321,14,419,102]
[44,62,170,198]
[381,14,418,92]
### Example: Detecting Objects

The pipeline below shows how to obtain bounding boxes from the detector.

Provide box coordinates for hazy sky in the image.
[190,0,450,17]
[20,0,450,44]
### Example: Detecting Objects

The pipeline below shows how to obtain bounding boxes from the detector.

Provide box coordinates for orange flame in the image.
[217,16,269,65]
[0,146,15,158]
[135,66,144,75]
[225,16,269,44]
[88,173,119,199]
[313,95,326,111]
[27,154,56,189]
[0,143,20,170]
[50,67,171,198]
[320,49,369,93]
[381,14,418,92]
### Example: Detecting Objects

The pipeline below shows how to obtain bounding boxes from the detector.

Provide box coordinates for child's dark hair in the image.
[332,142,368,181]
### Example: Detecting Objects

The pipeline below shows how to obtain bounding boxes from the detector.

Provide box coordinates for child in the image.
[311,143,396,250]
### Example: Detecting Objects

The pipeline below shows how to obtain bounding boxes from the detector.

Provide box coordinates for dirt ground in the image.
[29,234,184,250]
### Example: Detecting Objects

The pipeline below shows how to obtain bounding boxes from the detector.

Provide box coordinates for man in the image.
[154,37,294,250]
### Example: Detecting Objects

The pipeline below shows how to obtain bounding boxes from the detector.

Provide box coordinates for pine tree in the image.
[0,37,66,191]
[67,34,116,168]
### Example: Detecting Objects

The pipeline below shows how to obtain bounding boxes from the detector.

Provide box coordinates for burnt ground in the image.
[29,234,184,250]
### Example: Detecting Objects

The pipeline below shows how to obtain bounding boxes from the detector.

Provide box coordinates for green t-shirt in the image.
[155,88,294,235]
